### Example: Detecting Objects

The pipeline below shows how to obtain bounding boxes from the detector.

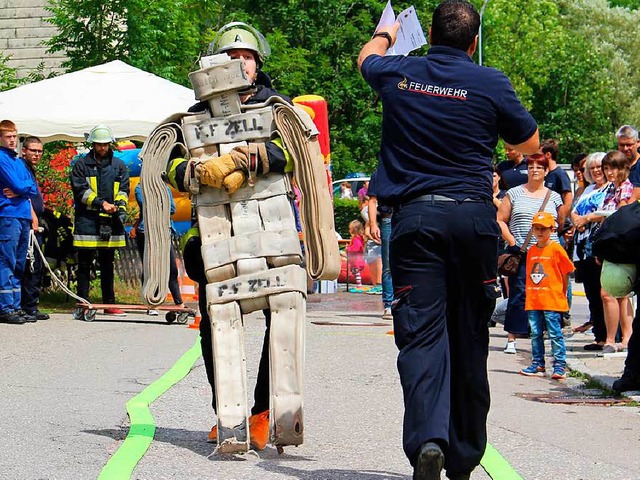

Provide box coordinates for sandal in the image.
[584,342,604,351]
[573,321,593,333]
[602,343,626,354]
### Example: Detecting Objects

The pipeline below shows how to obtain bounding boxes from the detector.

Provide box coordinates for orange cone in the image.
[188,282,201,330]
[188,306,201,330]
[169,256,198,303]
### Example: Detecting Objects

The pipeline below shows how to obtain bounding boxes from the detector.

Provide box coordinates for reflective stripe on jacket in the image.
[70,149,130,248]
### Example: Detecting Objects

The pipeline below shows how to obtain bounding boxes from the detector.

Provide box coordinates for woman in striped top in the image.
[497,153,563,354]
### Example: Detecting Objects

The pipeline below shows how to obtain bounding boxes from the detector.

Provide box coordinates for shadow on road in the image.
[85,318,180,326]
[258,461,409,479]
[84,426,410,478]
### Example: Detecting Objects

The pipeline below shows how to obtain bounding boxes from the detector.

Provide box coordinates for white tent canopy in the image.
[0,60,195,142]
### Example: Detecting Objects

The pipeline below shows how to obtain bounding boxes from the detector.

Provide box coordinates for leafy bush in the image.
[333,197,360,239]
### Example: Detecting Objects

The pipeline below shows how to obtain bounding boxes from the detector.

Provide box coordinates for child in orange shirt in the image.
[521,212,575,380]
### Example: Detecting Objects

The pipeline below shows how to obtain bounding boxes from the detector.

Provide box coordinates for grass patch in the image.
[38,279,143,312]
[567,369,621,398]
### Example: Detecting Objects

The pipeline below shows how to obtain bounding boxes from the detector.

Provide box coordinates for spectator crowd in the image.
[493,126,640,391]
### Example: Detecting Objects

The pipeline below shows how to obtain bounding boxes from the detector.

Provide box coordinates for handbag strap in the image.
[520,188,553,252]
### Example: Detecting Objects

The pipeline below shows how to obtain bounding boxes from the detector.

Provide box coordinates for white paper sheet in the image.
[374,2,427,56]
[376,0,396,30]
[390,6,427,56]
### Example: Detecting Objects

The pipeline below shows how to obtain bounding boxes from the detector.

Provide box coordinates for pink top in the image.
[346,234,365,269]
[602,179,633,212]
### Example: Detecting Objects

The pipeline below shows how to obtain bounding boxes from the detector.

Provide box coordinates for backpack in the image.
[592,200,640,265]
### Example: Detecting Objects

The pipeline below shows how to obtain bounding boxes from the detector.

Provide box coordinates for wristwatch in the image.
[372,32,392,49]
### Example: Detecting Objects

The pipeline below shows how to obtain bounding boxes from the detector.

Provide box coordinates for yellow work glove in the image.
[196,154,235,188]
[196,149,249,188]
[223,171,246,194]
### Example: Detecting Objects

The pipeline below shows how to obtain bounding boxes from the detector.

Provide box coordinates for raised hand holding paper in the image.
[375,1,427,56]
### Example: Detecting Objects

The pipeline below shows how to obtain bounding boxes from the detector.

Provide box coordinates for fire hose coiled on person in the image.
[139,117,188,306]
[139,104,340,305]
[273,103,340,280]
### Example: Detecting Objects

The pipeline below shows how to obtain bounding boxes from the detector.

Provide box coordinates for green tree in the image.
[45,0,223,85]
[0,53,23,92]
[42,0,640,171]
[125,0,223,85]
[45,0,128,70]
[557,0,640,152]
[609,0,640,7]
[234,0,395,178]
[479,0,639,159]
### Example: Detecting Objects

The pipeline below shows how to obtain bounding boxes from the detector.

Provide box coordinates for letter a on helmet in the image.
[208,22,271,66]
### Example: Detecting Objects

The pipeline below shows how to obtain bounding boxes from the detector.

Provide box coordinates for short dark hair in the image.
[571,153,588,169]
[430,0,480,52]
[22,136,42,149]
[541,139,559,161]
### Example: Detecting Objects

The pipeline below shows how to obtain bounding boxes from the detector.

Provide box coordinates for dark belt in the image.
[408,194,485,204]
[393,194,488,212]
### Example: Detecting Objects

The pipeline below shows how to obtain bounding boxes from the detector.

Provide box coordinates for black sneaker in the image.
[27,309,49,320]
[17,310,37,322]
[612,375,640,393]
[447,473,471,480]
[413,442,444,480]
[0,312,26,324]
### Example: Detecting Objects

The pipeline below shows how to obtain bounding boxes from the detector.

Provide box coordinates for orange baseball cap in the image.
[531,211,555,229]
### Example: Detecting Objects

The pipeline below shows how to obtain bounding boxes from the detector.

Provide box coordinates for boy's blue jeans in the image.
[528,310,566,370]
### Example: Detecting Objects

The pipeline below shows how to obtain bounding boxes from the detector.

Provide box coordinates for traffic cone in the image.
[168,256,198,303]
[188,305,201,330]
[188,282,201,330]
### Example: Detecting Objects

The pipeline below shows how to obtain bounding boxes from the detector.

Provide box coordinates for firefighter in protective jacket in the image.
[70,124,129,313]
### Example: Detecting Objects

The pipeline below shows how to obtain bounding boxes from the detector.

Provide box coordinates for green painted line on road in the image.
[481,442,523,480]
[98,339,202,480]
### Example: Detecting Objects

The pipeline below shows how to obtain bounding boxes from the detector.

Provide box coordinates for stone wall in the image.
[0,0,66,77]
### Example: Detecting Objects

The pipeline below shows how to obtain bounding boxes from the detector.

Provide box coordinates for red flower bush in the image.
[37,144,76,218]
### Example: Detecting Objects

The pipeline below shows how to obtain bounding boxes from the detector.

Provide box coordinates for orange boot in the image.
[249,410,269,450]
[207,424,217,443]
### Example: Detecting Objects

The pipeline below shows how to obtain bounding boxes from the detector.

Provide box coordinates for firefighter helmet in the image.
[86,124,115,144]
[207,22,271,66]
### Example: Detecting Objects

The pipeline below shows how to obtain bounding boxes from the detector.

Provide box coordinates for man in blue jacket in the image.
[0,120,38,324]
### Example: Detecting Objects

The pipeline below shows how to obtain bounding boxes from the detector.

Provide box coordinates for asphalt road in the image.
[1,291,638,480]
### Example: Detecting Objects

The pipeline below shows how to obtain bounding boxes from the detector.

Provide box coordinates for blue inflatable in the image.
[72,148,142,176]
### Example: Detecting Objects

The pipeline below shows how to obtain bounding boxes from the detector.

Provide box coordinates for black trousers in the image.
[21,232,43,313]
[198,281,271,416]
[76,248,115,304]
[579,257,606,342]
[390,199,499,476]
[504,255,529,335]
[622,302,640,379]
[135,232,182,304]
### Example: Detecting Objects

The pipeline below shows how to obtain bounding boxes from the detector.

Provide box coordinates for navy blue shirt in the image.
[361,46,537,205]
[497,159,528,189]
[629,160,640,188]
[368,169,393,215]
[545,166,572,196]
